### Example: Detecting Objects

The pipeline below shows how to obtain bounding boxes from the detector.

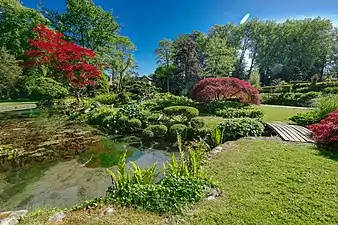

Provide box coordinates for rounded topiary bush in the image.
[218,118,264,141]
[127,118,142,130]
[144,125,168,138]
[197,127,211,138]
[147,113,161,124]
[93,93,116,105]
[142,129,154,140]
[190,117,205,129]
[169,124,188,137]
[163,106,199,123]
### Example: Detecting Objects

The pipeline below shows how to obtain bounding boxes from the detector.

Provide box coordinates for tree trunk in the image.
[248,51,256,78]
[167,77,170,92]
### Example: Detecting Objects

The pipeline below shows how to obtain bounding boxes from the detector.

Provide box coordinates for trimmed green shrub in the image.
[169,124,188,137]
[127,118,142,130]
[215,107,263,119]
[142,129,154,140]
[147,113,161,124]
[218,118,264,141]
[93,94,116,105]
[142,93,196,111]
[119,104,145,120]
[290,111,319,127]
[190,117,205,129]
[163,106,199,123]
[27,77,69,100]
[323,87,338,95]
[197,127,211,138]
[261,92,318,107]
[261,82,338,94]
[203,100,248,113]
[87,107,116,125]
[144,125,168,138]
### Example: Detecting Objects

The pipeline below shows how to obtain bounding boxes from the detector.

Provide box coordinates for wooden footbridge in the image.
[266,123,314,143]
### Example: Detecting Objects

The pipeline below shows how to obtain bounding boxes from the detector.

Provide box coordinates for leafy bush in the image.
[119,104,144,120]
[127,118,142,131]
[144,125,168,138]
[0,47,22,100]
[142,93,196,111]
[93,93,116,105]
[197,128,211,138]
[146,113,161,124]
[169,124,188,137]
[323,87,338,95]
[27,77,69,100]
[215,107,263,119]
[261,92,318,107]
[290,111,320,127]
[163,106,199,123]
[290,95,338,126]
[87,107,116,125]
[105,137,214,213]
[190,117,205,129]
[203,100,248,113]
[308,110,338,150]
[141,129,154,140]
[218,118,265,141]
[206,127,224,149]
[190,77,260,104]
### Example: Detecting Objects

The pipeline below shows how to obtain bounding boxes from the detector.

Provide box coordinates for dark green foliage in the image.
[197,128,211,138]
[127,118,142,131]
[87,107,116,125]
[218,118,265,141]
[142,93,196,111]
[163,106,199,123]
[0,47,22,100]
[116,92,130,104]
[261,82,338,94]
[169,124,188,137]
[144,125,168,138]
[190,117,205,129]
[203,100,248,114]
[323,87,338,94]
[26,77,69,100]
[106,175,209,213]
[92,94,116,105]
[119,104,144,120]
[215,107,264,119]
[261,92,319,107]
[290,111,320,126]
[141,129,154,140]
[146,113,161,124]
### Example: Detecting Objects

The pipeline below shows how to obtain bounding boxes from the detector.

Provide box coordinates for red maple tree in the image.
[190,77,260,104]
[25,24,101,101]
[308,110,338,149]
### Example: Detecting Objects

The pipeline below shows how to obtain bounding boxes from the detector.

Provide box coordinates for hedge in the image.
[261,82,338,94]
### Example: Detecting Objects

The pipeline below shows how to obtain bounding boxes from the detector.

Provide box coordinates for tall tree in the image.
[172,34,202,95]
[204,36,235,76]
[155,38,173,91]
[0,0,48,57]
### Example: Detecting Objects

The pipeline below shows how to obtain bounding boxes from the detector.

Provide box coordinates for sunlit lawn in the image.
[258,105,310,123]
[0,101,36,107]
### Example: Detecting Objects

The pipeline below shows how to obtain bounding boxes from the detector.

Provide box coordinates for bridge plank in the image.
[266,123,314,143]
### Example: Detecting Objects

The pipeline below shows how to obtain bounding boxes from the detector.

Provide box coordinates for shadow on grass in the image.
[313,146,338,161]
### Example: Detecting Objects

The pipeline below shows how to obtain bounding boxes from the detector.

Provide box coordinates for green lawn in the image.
[21,139,338,224]
[179,139,338,225]
[195,116,225,129]
[258,105,310,123]
[0,101,36,107]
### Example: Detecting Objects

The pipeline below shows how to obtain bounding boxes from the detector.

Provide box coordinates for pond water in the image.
[0,129,173,211]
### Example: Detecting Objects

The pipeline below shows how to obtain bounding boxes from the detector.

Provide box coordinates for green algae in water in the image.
[79,138,140,168]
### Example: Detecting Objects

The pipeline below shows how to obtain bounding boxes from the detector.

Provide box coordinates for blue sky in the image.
[23,0,338,75]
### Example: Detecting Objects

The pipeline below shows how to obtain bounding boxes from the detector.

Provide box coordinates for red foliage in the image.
[25,24,101,97]
[307,110,338,148]
[190,77,260,104]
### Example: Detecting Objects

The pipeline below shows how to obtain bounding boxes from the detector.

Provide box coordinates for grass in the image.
[179,139,338,224]
[20,139,338,224]
[258,105,310,122]
[0,100,36,107]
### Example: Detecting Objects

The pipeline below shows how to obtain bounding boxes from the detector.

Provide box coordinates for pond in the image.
[0,110,174,211]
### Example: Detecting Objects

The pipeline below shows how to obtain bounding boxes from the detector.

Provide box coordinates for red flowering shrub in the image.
[25,24,101,100]
[190,77,260,104]
[307,110,338,149]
